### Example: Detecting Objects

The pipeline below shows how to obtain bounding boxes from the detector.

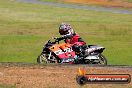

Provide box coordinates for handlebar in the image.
[48,38,60,44]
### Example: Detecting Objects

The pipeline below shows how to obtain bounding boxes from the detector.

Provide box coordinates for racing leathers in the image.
[57,33,87,57]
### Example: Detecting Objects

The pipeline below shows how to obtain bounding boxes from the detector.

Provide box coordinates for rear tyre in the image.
[98,54,107,65]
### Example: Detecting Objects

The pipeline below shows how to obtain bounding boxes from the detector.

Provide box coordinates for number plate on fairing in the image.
[54,48,73,55]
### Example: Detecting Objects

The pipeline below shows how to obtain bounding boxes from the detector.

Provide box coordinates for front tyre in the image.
[98,54,107,65]
[37,53,48,64]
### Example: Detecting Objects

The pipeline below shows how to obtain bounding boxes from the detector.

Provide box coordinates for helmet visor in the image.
[59,29,65,35]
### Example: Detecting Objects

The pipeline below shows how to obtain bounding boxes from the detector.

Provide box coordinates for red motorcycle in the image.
[37,38,107,65]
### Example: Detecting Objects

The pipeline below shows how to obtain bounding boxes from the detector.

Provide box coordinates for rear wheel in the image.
[84,54,107,65]
[98,54,107,65]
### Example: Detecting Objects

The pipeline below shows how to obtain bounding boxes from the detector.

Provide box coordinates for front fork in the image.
[48,52,52,60]
[47,52,57,62]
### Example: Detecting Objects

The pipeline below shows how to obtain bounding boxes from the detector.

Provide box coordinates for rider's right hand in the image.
[53,37,60,42]
[54,37,58,39]
[51,36,57,40]
[53,36,64,42]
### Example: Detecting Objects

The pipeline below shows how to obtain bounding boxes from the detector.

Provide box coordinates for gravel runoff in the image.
[16,0,132,14]
[0,63,131,88]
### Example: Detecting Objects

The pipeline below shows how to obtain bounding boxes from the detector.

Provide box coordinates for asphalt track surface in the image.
[16,0,132,14]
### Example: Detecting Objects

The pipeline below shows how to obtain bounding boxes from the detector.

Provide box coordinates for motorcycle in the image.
[37,38,107,65]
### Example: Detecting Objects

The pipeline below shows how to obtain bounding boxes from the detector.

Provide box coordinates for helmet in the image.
[59,23,74,35]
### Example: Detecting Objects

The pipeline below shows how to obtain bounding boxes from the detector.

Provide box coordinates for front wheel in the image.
[37,53,49,64]
[37,53,58,64]
[98,54,107,65]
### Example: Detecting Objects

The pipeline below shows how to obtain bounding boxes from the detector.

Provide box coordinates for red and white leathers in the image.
[64,33,86,46]
[58,23,86,46]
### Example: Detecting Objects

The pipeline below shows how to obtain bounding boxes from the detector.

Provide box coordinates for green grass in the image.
[0,84,15,88]
[124,0,132,3]
[0,0,132,65]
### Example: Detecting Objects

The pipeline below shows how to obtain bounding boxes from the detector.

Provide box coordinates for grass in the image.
[125,0,132,3]
[0,0,132,65]
[0,84,15,88]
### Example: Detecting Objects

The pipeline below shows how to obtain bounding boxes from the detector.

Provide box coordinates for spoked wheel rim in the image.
[37,53,48,64]
[37,53,58,64]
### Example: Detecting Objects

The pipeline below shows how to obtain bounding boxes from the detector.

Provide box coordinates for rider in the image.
[56,23,87,57]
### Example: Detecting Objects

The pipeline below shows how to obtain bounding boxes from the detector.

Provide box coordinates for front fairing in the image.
[42,42,55,53]
[49,43,75,59]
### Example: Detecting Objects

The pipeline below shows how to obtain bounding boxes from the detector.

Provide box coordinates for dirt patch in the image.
[0,64,132,88]
[64,0,132,8]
